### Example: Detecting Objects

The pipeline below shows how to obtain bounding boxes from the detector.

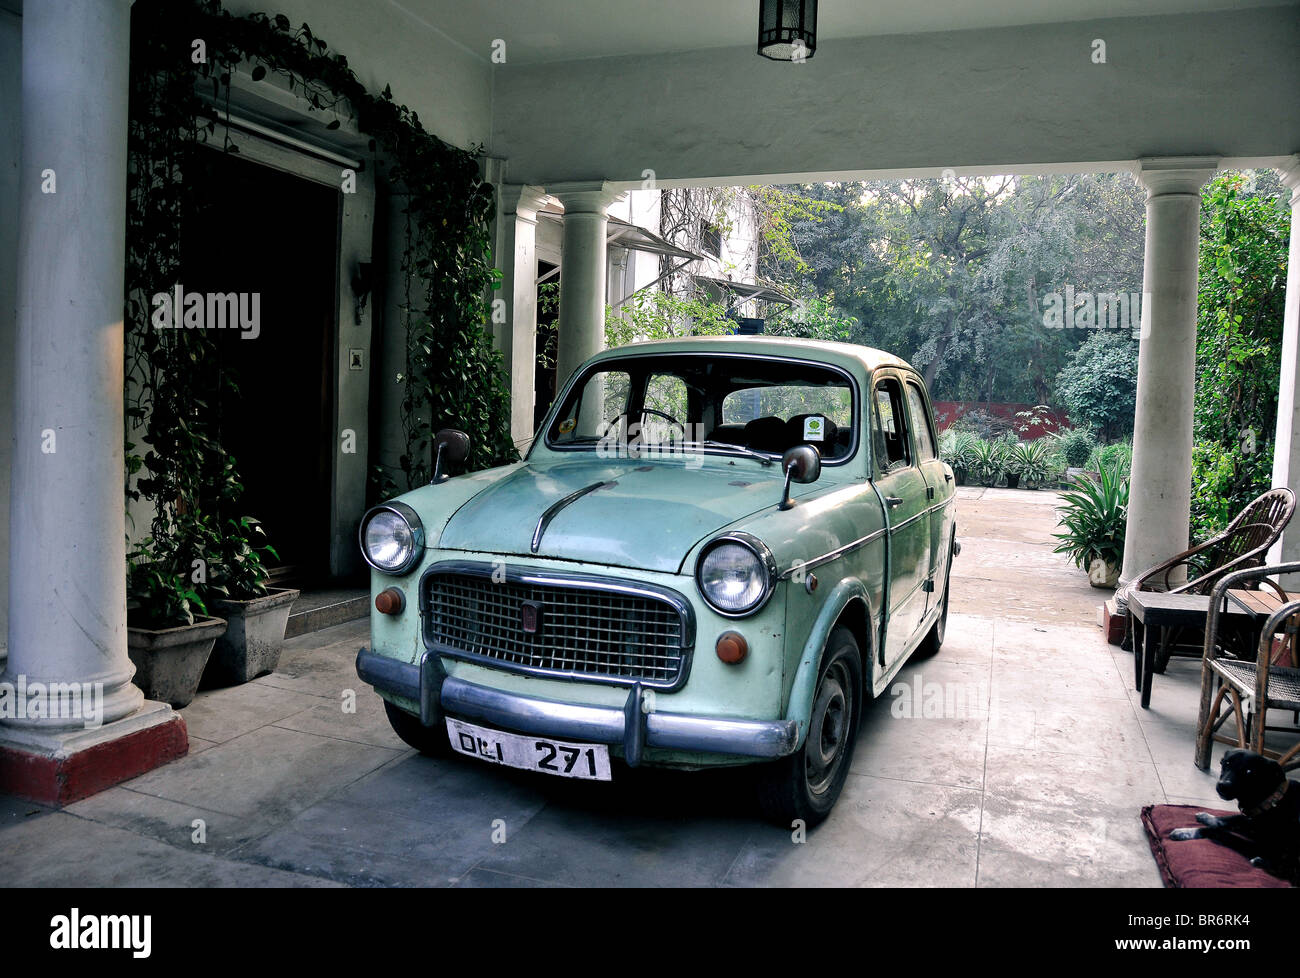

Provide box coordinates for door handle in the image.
[944,472,953,482]
[885,496,904,508]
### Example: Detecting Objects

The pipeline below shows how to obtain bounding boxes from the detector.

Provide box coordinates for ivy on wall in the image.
[125,0,516,621]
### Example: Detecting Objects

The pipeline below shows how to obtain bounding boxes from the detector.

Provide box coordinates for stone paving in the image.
[1,486,1241,886]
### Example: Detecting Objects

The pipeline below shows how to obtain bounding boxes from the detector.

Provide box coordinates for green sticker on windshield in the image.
[803,417,824,441]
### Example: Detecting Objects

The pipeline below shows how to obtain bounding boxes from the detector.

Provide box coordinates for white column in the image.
[495,185,547,448]
[1267,156,1300,575]
[553,183,624,390]
[1,1,147,737]
[1119,158,1218,587]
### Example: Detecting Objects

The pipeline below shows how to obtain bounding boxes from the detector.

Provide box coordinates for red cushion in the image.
[1142,804,1293,888]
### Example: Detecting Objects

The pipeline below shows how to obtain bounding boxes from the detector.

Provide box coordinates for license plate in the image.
[445,718,612,781]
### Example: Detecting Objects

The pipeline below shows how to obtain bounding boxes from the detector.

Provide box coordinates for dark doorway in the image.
[185,150,338,584]
[533,261,560,432]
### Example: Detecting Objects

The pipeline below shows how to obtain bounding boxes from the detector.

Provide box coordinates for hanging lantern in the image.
[757,0,817,61]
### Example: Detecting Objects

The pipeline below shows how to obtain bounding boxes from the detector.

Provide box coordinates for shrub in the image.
[1054,428,1096,468]
[1087,440,1133,481]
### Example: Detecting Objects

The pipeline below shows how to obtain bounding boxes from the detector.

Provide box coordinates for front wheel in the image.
[383,700,452,756]
[756,627,862,828]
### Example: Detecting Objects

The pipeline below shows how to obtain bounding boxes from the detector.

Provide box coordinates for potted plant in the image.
[126,520,227,709]
[941,429,977,485]
[1006,439,1054,490]
[199,471,299,688]
[1054,427,1097,486]
[1052,462,1129,588]
[970,438,1006,487]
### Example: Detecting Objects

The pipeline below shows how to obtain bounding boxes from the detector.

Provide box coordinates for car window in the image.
[545,355,856,462]
[905,383,936,461]
[873,378,911,473]
[548,369,631,443]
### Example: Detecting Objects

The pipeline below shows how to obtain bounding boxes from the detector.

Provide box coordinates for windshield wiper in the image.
[682,440,776,466]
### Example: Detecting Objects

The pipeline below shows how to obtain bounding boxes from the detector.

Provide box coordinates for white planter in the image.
[1088,557,1120,589]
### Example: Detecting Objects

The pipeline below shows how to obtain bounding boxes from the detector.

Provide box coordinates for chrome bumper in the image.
[356,647,798,765]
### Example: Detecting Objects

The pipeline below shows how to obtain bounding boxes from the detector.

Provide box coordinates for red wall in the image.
[932,402,1069,441]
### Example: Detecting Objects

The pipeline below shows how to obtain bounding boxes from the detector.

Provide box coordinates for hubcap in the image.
[806,660,853,795]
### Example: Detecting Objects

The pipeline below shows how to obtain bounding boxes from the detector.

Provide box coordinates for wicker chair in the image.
[1129,488,1295,597]
[1121,487,1295,660]
[1195,563,1300,771]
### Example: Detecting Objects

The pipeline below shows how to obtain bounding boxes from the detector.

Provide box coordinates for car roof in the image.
[585,335,917,379]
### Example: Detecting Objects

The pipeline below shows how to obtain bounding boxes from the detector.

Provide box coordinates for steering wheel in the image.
[639,408,687,446]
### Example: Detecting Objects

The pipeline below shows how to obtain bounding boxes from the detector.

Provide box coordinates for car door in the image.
[903,377,950,601]
[871,372,931,669]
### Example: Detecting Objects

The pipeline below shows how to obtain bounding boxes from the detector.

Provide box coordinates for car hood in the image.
[435,456,793,573]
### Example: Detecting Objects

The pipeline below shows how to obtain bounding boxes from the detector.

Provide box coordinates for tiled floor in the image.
[0,487,1256,887]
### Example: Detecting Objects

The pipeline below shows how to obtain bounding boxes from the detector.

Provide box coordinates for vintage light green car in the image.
[355,336,957,824]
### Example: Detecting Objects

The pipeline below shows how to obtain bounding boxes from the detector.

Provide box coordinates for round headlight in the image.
[696,533,777,617]
[359,503,425,575]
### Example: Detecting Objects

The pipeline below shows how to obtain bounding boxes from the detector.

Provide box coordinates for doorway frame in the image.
[202,114,376,580]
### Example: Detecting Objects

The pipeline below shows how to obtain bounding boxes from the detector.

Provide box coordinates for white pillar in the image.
[553,183,623,390]
[1119,158,1218,587]
[1,0,183,802]
[1267,157,1300,576]
[495,185,547,448]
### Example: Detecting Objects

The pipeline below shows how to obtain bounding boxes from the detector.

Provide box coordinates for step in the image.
[285,588,370,639]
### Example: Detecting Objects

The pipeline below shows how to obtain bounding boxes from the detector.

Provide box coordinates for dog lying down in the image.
[1169,748,1299,884]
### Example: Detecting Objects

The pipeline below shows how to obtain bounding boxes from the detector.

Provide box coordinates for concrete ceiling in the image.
[396,0,1297,64]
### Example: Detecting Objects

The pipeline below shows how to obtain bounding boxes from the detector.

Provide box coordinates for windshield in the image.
[543,353,857,464]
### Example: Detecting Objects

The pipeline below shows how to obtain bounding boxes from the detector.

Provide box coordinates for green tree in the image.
[760,174,1147,404]
[1053,331,1139,439]
[1189,171,1292,537]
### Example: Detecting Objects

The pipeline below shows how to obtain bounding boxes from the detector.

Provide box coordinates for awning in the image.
[695,275,795,308]
[537,211,704,263]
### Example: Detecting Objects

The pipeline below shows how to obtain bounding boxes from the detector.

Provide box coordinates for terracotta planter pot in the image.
[127,616,227,708]
[201,587,300,689]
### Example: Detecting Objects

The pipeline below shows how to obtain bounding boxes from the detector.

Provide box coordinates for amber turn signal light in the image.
[716,630,748,665]
[375,587,406,615]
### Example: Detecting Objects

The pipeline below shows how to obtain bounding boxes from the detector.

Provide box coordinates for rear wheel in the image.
[383,700,452,757]
[757,627,862,828]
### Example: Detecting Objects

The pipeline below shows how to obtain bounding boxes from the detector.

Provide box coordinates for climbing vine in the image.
[125,0,515,622]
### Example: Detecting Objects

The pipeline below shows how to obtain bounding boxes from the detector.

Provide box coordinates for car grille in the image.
[422,569,692,689]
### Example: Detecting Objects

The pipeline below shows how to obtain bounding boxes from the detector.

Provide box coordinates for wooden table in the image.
[1127,589,1290,709]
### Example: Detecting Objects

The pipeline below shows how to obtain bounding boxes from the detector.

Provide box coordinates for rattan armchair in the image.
[1195,562,1300,771]
[1129,488,1295,598]
[1121,487,1295,656]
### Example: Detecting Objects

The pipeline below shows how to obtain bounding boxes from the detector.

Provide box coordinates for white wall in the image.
[0,8,20,659]
[491,7,1300,186]
[221,0,493,152]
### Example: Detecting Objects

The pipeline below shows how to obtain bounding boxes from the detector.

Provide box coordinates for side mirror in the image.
[431,429,470,484]
[779,445,821,510]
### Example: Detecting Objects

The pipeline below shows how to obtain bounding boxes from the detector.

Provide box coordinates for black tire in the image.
[916,533,955,660]
[383,700,452,757]
[757,627,862,828]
